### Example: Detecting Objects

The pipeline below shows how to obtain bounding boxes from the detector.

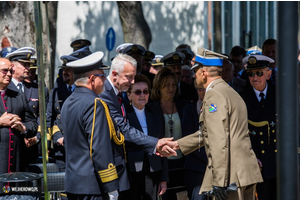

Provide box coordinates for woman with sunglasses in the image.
[149,67,188,200]
[125,74,168,200]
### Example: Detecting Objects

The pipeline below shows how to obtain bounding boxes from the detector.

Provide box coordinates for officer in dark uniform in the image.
[122,44,146,74]
[161,51,198,103]
[176,47,195,67]
[141,50,155,88]
[46,43,92,171]
[5,47,49,164]
[61,51,123,200]
[239,54,276,200]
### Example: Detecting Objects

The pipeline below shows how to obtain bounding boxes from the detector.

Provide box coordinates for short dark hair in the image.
[151,67,179,100]
[127,74,151,94]
[229,46,246,58]
[176,44,191,51]
[262,39,277,51]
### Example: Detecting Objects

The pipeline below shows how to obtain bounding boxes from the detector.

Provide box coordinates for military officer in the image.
[239,54,276,200]
[46,44,92,171]
[161,51,198,103]
[5,47,49,163]
[61,51,120,199]
[122,44,146,74]
[165,47,263,200]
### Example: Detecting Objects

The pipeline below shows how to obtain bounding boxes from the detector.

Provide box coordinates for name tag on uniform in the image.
[208,104,217,113]
[30,98,39,102]
[55,100,63,103]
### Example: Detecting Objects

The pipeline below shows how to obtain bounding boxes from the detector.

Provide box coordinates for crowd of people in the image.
[0,38,280,200]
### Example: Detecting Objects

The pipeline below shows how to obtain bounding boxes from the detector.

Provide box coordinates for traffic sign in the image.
[106,27,116,51]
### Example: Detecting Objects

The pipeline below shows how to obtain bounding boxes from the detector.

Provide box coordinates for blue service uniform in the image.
[46,83,71,170]
[61,87,128,197]
[239,84,277,200]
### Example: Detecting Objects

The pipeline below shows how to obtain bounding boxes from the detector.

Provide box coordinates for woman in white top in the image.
[125,74,168,200]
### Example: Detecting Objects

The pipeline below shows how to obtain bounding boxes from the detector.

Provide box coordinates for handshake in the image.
[155,137,179,157]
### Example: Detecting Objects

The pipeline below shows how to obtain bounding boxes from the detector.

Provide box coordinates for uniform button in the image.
[33,105,36,108]
[261,141,264,144]
[56,107,59,110]
[272,130,275,133]
[275,150,277,153]
[274,139,276,142]
[262,150,265,153]
[260,132,263,135]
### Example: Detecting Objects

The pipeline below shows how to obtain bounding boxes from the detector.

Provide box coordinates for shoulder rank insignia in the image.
[208,104,217,113]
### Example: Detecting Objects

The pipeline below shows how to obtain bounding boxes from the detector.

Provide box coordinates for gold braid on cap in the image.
[90,98,125,162]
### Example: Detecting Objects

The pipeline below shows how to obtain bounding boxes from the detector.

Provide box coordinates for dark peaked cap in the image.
[176,48,195,60]
[70,39,91,52]
[66,51,110,74]
[0,47,18,58]
[122,44,146,55]
[161,52,185,66]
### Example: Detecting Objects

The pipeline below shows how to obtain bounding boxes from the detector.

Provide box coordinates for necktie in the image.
[17,82,23,93]
[68,85,72,95]
[259,92,265,109]
[117,92,126,119]
[271,69,277,85]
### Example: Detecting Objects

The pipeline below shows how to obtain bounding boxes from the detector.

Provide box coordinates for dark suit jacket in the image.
[125,104,168,182]
[99,80,158,154]
[179,81,198,103]
[0,84,38,189]
[46,83,70,158]
[230,76,246,93]
[61,87,127,194]
[239,84,277,179]
[181,102,207,173]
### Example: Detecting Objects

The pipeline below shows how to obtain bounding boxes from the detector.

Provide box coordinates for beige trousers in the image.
[212,184,257,200]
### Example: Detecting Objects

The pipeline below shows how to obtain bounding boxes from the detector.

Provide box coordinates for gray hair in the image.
[74,72,90,86]
[109,53,137,76]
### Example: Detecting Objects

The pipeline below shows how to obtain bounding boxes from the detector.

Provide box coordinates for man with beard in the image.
[46,42,92,171]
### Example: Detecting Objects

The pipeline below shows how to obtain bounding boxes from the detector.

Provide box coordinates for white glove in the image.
[108,190,119,200]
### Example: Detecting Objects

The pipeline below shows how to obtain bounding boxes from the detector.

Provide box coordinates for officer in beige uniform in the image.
[167,47,263,200]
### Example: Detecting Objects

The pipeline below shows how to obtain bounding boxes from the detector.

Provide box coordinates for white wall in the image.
[55,1,207,76]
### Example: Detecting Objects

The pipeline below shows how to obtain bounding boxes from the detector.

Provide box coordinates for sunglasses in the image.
[132,89,149,95]
[93,73,106,78]
[0,69,13,75]
[247,71,265,77]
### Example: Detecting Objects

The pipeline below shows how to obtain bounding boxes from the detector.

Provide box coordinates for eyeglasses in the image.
[0,69,13,75]
[247,71,266,77]
[132,89,149,95]
[93,73,106,78]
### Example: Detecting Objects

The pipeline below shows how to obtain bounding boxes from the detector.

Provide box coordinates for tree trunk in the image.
[0,1,52,88]
[117,1,152,49]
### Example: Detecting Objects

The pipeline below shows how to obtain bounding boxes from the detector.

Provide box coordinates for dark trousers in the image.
[256,178,277,200]
[184,170,207,200]
[161,158,186,200]
[67,193,109,200]
[128,155,161,200]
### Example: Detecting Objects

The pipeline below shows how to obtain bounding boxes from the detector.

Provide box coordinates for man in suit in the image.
[166,47,263,200]
[98,54,176,182]
[0,58,38,193]
[229,46,247,80]
[221,59,246,93]
[5,47,48,163]
[239,54,276,200]
[46,44,92,171]
[262,39,277,86]
[61,51,120,200]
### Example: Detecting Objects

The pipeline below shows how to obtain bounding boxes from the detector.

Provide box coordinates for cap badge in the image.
[173,54,179,60]
[63,58,68,65]
[132,45,138,52]
[208,104,217,113]
[27,53,31,59]
[249,56,257,64]
[156,58,161,63]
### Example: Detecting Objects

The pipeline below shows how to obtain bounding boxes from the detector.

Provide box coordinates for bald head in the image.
[0,58,13,90]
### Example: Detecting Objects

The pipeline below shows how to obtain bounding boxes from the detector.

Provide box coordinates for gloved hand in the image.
[203,182,238,200]
[108,190,119,200]
[205,186,228,200]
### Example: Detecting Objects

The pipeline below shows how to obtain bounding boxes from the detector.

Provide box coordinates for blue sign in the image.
[106,27,116,51]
